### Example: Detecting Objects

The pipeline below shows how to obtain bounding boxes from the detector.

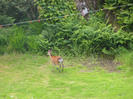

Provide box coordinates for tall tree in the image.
[74,0,101,19]
[0,0,38,24]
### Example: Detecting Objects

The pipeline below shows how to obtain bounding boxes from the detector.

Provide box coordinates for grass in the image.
[0,54,133,99]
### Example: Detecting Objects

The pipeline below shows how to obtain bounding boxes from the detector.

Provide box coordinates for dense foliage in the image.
[104,0,133,32]
[0,0,133,57]
[0,14,133,56]
[0,0,38,24]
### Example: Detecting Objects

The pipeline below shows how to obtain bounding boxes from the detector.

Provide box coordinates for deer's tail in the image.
[58,58,63,63]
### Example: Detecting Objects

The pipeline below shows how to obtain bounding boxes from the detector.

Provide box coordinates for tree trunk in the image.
[74,0,100,19]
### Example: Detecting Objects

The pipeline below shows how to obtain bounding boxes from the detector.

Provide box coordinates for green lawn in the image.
[0,54,133,99]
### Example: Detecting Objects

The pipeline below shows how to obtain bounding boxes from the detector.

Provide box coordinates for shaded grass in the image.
[0,54,133,99]
[116,51,133,72]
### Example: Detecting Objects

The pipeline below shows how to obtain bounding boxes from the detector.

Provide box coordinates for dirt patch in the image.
[0,65,9,73]
[82,58,121,72]
[0,65,9,68]
[0,70,3,72]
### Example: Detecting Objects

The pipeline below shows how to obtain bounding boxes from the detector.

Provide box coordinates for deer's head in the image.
[48,50,52,56]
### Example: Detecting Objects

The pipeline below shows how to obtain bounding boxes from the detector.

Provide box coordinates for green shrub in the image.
[0,26,16,54]
[0,7,133,56]
[7,27,27,53]
[36,13,133,56]
[0,15,15,24]
[26,22,43,35]
[104,0,133,32]
[26,35,50,54]
[26,36,39,53]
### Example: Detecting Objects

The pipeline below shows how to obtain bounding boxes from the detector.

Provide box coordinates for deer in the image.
[48,50,64,72]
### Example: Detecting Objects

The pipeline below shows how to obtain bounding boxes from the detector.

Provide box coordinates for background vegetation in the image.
[0,0,133,57]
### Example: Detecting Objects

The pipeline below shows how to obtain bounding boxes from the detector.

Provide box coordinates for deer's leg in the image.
[62,63,64,72]
[56,65,60,71]
[58,64,61,72]
[53,63,59,71]
[56,67,59,70]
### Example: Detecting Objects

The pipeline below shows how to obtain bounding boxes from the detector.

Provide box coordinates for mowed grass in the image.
[0,54,133,99]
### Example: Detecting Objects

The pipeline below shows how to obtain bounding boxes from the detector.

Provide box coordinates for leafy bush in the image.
[52,14,133,56]
[26,22,44,35]
[0,24,50,54]
[0,0,133,57]
[104,0,133,32]
[0,13,133,56]
[0,26,16,54]
[37,0,77,23]
[7,27,27,53]
[0,15,15,24]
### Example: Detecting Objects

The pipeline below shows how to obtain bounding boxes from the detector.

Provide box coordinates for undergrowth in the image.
[0,14,133,57]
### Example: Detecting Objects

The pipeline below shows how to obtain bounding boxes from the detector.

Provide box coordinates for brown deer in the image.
[48,50,64,72]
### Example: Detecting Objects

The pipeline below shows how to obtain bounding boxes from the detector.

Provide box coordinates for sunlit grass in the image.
[0,54,133,99]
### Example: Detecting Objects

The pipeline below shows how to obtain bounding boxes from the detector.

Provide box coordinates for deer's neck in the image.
[49,53,52,59]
